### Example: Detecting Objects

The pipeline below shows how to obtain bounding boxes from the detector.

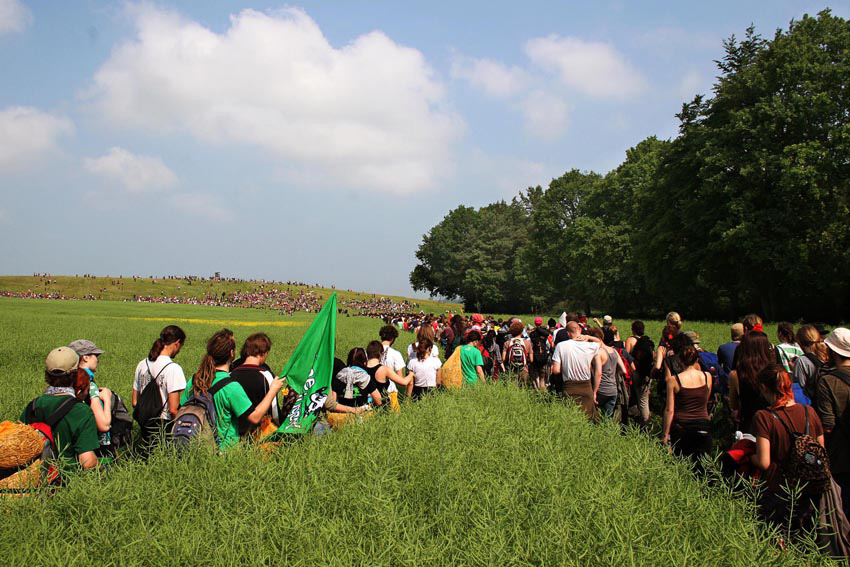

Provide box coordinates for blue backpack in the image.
[698,351,720,391]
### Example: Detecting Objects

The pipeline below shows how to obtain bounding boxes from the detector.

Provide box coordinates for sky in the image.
[0,1,845,298]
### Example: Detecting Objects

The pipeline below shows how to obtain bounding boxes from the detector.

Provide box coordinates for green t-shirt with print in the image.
[20,394,100,472]
[182,371,253,450]
[460,344,484,384]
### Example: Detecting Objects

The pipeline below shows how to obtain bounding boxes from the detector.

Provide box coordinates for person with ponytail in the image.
[181,329,283,450]
[407,337,442,400]
[794,324,831,404]
[132,325,187,444]
[662,341,713,466]
[750,364,825,532]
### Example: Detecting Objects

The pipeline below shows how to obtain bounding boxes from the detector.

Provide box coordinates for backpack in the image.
[22,396,81,485]
[770,406,831,496]
[802,353,828,405]
[133,361,173,430]
[698,351,720,383]
[631,336,655,379]
[615,347,633,387]
[168,377,236,450]
[109,392,134,451]
[507,338,527,368]
[530,329,551,362]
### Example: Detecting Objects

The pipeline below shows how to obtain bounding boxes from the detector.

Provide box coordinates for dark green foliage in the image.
[411,11,850,320]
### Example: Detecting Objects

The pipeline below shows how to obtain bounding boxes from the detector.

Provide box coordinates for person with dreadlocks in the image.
[182,329,283,450]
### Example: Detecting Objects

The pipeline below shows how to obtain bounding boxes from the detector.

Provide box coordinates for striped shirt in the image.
[776,342,803,373]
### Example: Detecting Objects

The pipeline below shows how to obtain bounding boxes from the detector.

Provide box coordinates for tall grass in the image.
[1,384,833,566]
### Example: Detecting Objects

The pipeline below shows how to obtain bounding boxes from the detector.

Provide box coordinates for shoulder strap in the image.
[44,396,80,428]
[769,409,795,438]
[704,371,712,387]
[673,372,682,388]
[152,361,174,382]
[208,377,237,397]
[805,352,824,369]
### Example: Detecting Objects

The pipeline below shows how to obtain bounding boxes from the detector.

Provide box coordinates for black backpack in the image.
[109,392,134,450]
[530,329,551,362]
[133,361,173,430]
[770,406,831,496]
[631,336,655,379]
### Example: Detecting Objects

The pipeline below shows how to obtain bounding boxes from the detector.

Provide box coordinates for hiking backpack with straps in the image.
[109,392,134,450]
[168,377,236,449]
[22,396,81,484]
[770,406,831,496]
[133,361,173,430]
[507,338,527,368]
[530,329,551,362]
[631,335,655,379]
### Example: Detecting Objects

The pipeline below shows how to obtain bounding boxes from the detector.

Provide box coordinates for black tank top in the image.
[366,364,389,396]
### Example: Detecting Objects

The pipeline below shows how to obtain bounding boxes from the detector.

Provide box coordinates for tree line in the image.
[411,11,850,322]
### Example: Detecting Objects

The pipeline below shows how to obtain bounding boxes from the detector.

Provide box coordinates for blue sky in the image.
[0,1,845,297]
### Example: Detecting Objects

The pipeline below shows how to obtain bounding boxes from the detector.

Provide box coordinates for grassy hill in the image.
[0,274,461,314]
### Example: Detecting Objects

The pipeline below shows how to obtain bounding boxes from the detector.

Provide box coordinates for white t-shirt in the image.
[381,344,406,373]
[133,355,187,419]
[407,355,443,388]
[407,342,441,363]
[551,341,600,382]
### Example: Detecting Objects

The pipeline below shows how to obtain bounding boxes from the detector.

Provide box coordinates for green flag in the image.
[275,293,337,435]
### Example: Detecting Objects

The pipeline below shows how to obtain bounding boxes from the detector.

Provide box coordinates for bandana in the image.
[45,386,76,397]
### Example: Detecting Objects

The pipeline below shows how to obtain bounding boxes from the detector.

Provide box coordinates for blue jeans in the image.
[597,395,617,418]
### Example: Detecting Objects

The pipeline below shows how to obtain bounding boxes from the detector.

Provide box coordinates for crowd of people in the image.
[8,310,850,555]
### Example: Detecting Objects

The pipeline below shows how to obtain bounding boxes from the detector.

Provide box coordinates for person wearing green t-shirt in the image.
[460,330,486,384]
[183,329,283,450]
[21,346,100,473]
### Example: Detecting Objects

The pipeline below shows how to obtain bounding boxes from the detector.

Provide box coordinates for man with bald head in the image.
[550,322,603,420]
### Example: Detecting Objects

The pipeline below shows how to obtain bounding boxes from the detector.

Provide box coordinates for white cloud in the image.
[84,147,178,193]
[169,192,228,222]
[0,106,73,171]
[520,90,569,140]
[451,56,527,98]
[0,0,31,35]
[525,35,646,98]
[86,6,462,194]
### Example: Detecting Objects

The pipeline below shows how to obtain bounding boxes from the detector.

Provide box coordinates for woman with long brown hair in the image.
[750,364,825,534]
[729,331,774,433]
[182,329,283,450]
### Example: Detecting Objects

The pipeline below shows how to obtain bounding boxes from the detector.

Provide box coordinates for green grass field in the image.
[0,297,838,566]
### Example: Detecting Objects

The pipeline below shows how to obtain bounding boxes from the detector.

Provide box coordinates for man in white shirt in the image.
[550,322,603,420]
[379,325,406,377]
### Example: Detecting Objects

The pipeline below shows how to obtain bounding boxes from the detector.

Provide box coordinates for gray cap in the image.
[683,331,701,345]
[68,339,104,357]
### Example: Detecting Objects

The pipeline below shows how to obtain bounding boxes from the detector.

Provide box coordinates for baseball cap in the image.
[813,323,831,338]
[825,328,850,358]
[46,347,79,376]
[683,331,701,345]
[603,315,613,324]
[534,317,543,325]
[68,339,104,357]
